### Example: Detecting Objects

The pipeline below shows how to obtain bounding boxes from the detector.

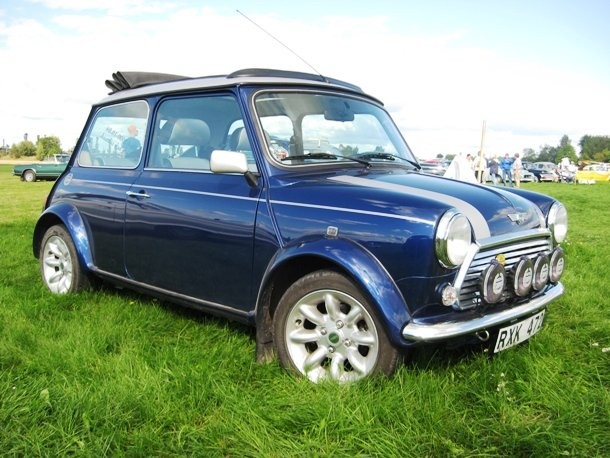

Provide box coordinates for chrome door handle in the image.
[126,190,151,198]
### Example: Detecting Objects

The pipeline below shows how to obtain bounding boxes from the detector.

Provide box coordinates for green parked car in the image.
[12,154,70,182]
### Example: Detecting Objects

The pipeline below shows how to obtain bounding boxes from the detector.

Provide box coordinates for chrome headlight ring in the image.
[547,202,568,244]
[435,210,472,269]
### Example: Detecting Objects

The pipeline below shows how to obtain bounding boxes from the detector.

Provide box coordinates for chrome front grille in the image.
[456,235,553,310]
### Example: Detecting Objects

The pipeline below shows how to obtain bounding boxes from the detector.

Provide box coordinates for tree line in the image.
[520,134,610,164]
[2,133,609,164]
[0,136,62,161]
[437,134,609,165]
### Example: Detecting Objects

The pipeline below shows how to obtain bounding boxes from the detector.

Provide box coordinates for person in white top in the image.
[443,152,477,183]
[512,153,523,188]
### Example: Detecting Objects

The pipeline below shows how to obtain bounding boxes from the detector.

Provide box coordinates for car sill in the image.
[94,268,251,320]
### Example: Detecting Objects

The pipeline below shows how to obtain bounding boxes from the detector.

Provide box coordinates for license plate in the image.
[493,310,545,353]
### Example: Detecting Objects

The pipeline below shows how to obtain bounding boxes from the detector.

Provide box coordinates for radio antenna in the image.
[236,9,326,80]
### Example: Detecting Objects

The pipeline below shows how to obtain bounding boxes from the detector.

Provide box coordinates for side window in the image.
[148,94,255,172]
[78,101,148,168]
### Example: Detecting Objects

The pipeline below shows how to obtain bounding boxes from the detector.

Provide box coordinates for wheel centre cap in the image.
[328,332,340,344]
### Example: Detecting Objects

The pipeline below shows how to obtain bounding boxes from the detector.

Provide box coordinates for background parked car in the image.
[520,169,537,182]
[484,167,535,184]
[419,159,449,176]
[575,163,610,182]
[12,154,70,182]
[527,162,558,182]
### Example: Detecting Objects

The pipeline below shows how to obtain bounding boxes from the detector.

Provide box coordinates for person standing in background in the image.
[443,152,477,183]
[488,156,501,185]
[473,153,486,183]
[512,152,523,188]
[122,124,142,162]
[500,153,513,187]
[465,153,474,172]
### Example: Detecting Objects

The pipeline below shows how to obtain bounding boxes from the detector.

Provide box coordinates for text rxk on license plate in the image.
[494,310,545,353]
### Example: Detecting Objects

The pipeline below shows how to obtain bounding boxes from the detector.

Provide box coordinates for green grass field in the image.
[1,164,608,457]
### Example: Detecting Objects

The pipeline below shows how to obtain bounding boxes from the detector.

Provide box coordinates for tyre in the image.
[39,225,90,294]
[23,169,36,182]
[273,270,399,382]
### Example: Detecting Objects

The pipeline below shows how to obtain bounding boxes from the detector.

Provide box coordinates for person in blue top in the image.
[500,153,513,187]
[122,124,142,162]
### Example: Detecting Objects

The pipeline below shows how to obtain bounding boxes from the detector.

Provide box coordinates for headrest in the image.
[229,127,251,151]
[168,119,210,145]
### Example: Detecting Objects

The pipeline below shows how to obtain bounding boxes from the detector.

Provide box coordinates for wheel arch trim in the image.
[255,236,412,349]
[34,204,94,271]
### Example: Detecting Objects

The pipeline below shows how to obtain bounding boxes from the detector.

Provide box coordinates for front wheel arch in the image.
[254,238,412,363]
[255,238,411,348]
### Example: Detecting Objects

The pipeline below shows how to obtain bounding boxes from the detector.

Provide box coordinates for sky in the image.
[0,0,609,158]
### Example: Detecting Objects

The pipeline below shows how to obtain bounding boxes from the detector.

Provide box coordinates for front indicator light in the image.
[440,283,458,306]
[511,256,534,297]
[480,260,506,304]
[532,254,550,291]
[549,247,565,283]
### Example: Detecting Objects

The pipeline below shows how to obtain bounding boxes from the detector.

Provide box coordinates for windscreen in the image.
[254,91,416,167]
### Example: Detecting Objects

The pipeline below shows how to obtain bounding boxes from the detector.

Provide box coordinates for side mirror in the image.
[211,150,248,173]
[210,150,258,187]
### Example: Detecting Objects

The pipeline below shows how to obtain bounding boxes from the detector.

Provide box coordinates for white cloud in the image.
[31,0,174,16]
[0,6,608,157]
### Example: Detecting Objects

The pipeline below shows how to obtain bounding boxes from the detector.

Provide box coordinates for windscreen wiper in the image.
[357,152,421,170]
[281,152,371,168]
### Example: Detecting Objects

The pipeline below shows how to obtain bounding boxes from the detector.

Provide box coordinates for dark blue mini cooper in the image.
[34,69,567,382]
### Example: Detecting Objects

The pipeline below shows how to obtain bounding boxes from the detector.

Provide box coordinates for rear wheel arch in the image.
[34,213,64,258]
[39,224,91,293]
[34,207,94,271]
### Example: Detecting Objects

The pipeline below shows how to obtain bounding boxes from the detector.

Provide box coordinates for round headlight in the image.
[532,254,550,291]
[479,260,506,304]
[549,247,565,283]
[435,211,472,268]
[511,256,534,297]
[547,203,568,244]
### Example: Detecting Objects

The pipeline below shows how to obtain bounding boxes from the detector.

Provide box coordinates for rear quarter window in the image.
[77,100,149,168]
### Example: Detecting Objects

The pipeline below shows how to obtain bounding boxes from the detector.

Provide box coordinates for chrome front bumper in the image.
[402,282,564,342]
